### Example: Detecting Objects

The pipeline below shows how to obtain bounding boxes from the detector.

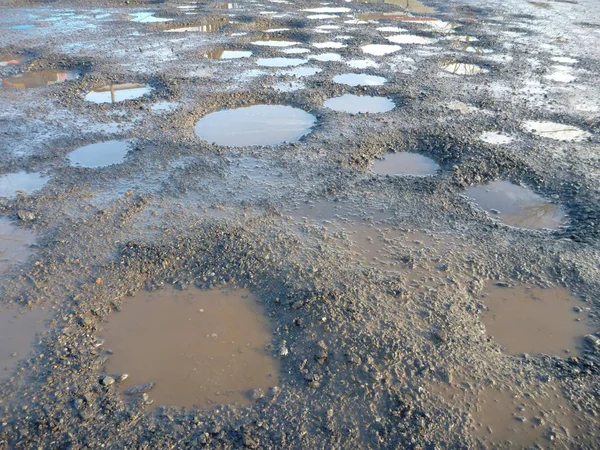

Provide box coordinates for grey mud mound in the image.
[1,0,600,449]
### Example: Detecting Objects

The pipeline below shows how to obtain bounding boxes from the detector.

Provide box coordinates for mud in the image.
[1,0,600,448]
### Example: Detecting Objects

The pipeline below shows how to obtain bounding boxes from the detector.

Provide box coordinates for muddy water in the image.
[0,218,35,274]
[371,152,439,176]
[480,284,593,355]
[0,171,49,198]
[0,306,49,380]
[101,287,279,409]
[84,84,152,104]
[2,70,78,88]
[194,105,316,146]
[464,180,567,229]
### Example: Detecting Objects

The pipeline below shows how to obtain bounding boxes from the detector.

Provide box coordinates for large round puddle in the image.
[2,70,79,88]
[333,73,387,86]
[372,152,439,176]
[100,287,279,409]
[464,180,567,229]
[67,140,132,168]
[0,171,49,198]
[324,94,395,114]
[194,105,316,147]
[84,84,152,104]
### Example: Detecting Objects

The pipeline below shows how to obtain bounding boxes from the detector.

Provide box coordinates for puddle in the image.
[194,104,316,146]
[313,42,346,49]
[480,284,593,355]
[551,56,577,64]
[1,70,79,89]
[0,172,49,198]
[464,180,567,229]
[386,34,436,44]
[263,28,290,33]
[256,58,308,67]
[441,61,486,75]
[361,44,401,56]
[544,70,576,83]
[164,23,225,33]
[67,140,132,168]
[356,0,436,14]
[0,57,20,67]
[10,25,35,30]
[306,14,340,20]
[346,59,379,69]
[129,12,172,23]
[282,48,311,54]
[214,3,243,9]
[372,152,439,176]
[302,7,351,13]
[333,73,386,86]
[207,49,253,59]
[273,81,305,92]
[282,67,322,77]
[0,306,49,380]
[101,287,279,409]
[84,84,152,104]
[377,26,407,32]
[480,131,514,145]
[324,94,395,114]
[151,101,179,112]
[522,121,591,142]
[310,53,342,62]
[251,40,300,47]
[0,217,35,275]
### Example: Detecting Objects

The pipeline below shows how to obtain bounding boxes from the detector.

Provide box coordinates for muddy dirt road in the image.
[0,0,599,448]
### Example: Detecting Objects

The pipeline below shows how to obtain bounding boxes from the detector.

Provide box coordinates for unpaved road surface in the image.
[1,0,599,448]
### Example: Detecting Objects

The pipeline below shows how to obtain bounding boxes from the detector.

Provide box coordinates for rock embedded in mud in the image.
[100,375,115,386]
[124,382,155,395]
[17,210,35,222]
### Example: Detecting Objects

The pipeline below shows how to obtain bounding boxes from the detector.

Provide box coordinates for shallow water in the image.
[441,61,486,75]
[2,70,78,88]
[207,49,253,59]
[464,180,567,229]
[324,94,395,114]
[0,172,49,198]
[333,73,387,86]
[356,0,436,14]
[0,218,35,275]
[361,44,401,55]
[481,283,593,356]
[371,152,439,176]
[256,57,308,67]
[386,34,436,44]
[101,287,279,408]
[67,140,132,168]
[84,84,152,104]
[194,104,316,146]
[522,121,590,142]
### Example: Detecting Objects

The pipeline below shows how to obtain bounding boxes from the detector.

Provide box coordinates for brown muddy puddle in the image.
[480,283,593,356]
[100,287,279,409]
[464,180,567,230]
[434,381,595,446]
[0,217,36,274]
[1,70,79,88]
[372,152,439,176]
[0,306,50,381]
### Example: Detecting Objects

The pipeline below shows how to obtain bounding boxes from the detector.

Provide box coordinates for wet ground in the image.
[0,0,599,448]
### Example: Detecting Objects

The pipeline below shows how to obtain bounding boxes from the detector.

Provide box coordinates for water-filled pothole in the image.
[333,73,387,86]
[355,0,437,14]
[84,84,152,104]
[480,283,593,355]
[67,140,132,168]
[441,61,487,75]
[0,217,35,274]
[256,57,308,67]
[0,172,49,198]
[310,53,342,62]
[194,104,316,146]
[464,180,567,229]
[100,287,279,409]
[522,121,591,142]
[324,94,395,114]
[2,70,79,89]
[1,305,49,381]
[251,40,299,47]
[372,152,439,176]
[129,12,172,23]
[480,131,514,145]
[386,34,436,44]
[361,44,401,55]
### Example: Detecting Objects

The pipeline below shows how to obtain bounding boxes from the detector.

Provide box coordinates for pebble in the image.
[100,375,115,386]
[17,210,35,222]
[125,382,155,395]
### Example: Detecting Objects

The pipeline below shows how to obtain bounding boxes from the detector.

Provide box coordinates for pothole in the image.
[355,0,437,14]
[313,41,347,49]
[67,140,132,168]
[84,83,153,104]
[440,61,487,75]
[324,94,395,114]
[346,59,379,69]
[282,67,322,77]
[194,104,316,146]
[361,44,402,55]
[479,131,514,145]
[129,12,172,23]
[302,7,351,13]
[464,180,567,229]
[0,305,50,381]
[480,283,593,356]
[0,217,35,274]
[256,57,308,67]
[333,73,387,86]
[282,48,311,54]
[164,22,226,33]
[0,172,49,198]
[207,49,253,59]
[522,121,591,142]
[371,152,439,176]
[251,39,300,47]
[99,287,279,409]
[2,70,79,89]
[386,34,436,44]
[310,53,342,62]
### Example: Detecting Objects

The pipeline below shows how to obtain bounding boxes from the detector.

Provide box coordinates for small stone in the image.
[279,341,289,357]
[490,208,501,215]
[117,373,129,383]
[17,210,35,222]
[584,334,600,348]
[515,416,527,423]
[125,382,155,395]
[250,388,264,400]
[100,376,115,387]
